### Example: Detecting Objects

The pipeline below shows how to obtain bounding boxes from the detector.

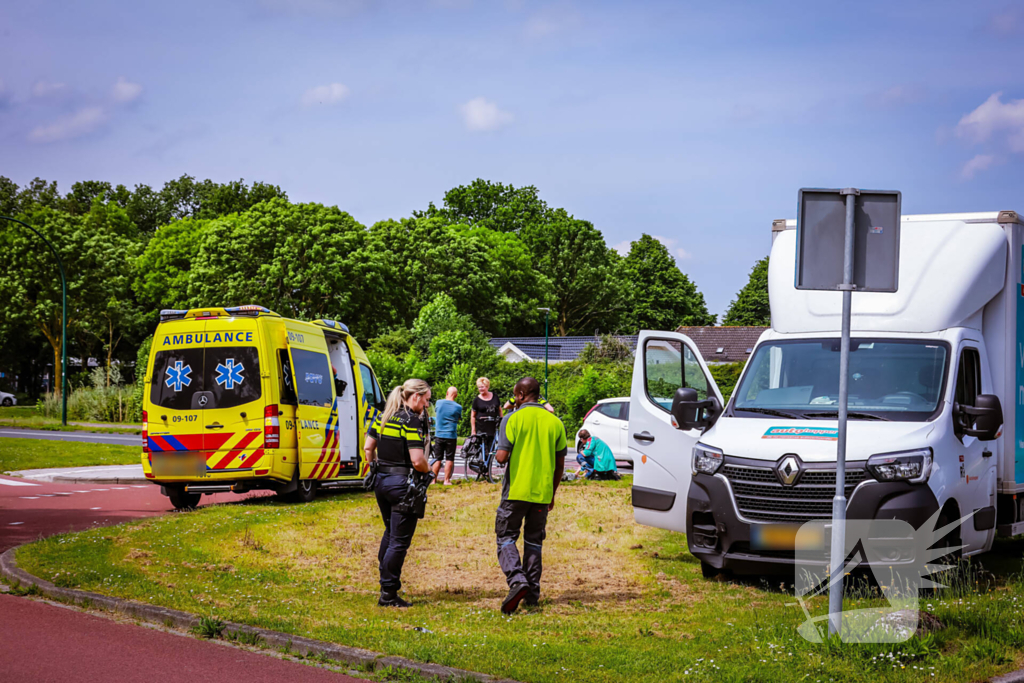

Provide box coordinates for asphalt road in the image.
[0,474,358,682]
[0,427,140,445]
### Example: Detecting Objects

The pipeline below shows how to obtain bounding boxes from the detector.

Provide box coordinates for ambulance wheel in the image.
[292,479,317,503]
[167,486,201,511]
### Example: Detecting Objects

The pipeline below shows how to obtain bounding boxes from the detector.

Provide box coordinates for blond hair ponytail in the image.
[380,378,431,428]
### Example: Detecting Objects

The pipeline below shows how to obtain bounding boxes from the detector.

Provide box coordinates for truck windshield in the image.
[732,339,948,422]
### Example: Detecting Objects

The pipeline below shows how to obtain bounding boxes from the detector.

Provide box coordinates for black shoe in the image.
[523,597,540,609]
[501,582,529,614]
[378,591,412,608]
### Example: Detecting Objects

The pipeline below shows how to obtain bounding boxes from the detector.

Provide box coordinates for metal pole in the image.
[0,215,68,425]
[544,311,550,401]
[828,189,858,637]
[537,307,551,401]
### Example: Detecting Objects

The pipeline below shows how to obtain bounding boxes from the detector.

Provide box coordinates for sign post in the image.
[795,188,901,638]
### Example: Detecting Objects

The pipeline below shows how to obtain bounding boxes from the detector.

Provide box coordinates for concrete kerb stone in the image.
[0,546,519,683]
[47,475,149,485]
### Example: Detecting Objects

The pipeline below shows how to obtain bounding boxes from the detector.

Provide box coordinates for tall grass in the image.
[41,366,142,423]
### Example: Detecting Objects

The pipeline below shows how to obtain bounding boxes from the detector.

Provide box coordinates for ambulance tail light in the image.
[142,411,149,453]
[264,405,280,448]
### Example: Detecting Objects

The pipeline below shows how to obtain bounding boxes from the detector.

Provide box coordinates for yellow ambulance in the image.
[141,305,387,509]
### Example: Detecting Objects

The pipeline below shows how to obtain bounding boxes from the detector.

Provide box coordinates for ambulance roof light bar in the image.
[160,309,189,321]
[314,319,350,334]
[224,305,278,317]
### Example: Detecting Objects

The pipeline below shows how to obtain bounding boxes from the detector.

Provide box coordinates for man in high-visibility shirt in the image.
[493,376,567,614]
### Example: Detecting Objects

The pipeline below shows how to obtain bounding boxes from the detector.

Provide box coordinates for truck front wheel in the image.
[167,486,201,511]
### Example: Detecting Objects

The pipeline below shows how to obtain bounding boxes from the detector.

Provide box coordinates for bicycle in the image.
[463,416,505,484]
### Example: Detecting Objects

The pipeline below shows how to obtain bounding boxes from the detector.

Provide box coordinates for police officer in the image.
[363,378,432,607]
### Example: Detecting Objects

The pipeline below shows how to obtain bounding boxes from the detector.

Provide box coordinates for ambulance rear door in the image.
[325,334,360,479]
[202,317,266,473]
[285,324,338,480]
[147,321,207,478]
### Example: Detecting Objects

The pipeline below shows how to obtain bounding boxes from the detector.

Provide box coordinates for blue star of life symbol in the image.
[215,359,245,390]
[164,361,192,392]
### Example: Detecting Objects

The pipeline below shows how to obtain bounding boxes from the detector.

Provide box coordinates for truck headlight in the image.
[693,443,724,475]
[867,448,932,483]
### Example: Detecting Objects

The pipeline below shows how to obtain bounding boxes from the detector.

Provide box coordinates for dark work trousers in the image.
[495,499,549,602]
[375,472,419,592]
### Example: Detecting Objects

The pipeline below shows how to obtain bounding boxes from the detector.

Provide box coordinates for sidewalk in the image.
[12,465,147,485]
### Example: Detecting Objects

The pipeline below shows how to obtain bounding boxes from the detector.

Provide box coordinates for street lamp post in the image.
[537,308,551,401]
[1,215,68,425]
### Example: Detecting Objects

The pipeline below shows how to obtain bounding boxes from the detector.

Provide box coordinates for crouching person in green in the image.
[493,376,567,613]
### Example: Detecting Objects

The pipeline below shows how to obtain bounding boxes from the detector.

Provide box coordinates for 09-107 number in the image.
[172,415,198,423]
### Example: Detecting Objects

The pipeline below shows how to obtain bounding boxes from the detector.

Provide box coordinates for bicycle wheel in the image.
[487,453,506,484]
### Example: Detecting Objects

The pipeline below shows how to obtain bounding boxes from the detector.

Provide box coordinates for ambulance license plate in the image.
[750,523,825,551]
[152,453,208,478]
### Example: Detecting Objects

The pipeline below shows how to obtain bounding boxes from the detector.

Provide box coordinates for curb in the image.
[47,476,150,485]
[1,546,518,683]
[993,672,1024,683]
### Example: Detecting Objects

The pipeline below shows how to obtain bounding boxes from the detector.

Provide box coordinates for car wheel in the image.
[1,398,12,407]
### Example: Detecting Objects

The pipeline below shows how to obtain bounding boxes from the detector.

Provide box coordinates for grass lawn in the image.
[0,438,140,472]
[0,405,141,434]
[16,478,1024,683]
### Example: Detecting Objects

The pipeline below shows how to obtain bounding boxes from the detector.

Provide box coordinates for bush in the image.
[41,366,142,423]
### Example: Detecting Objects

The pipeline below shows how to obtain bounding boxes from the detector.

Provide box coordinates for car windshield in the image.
[732,339,949,422]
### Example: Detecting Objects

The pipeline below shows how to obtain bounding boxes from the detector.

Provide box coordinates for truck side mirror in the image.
[671,387,722,433]
[960,394,1003,441]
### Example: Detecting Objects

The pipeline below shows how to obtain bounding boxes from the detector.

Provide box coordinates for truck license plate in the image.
[750,524,824,551]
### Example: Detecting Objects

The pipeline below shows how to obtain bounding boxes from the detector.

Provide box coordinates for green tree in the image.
[65,181,115,215]
[362,217,546,337]
[0,205,138,397]
[521,211,625,336]
[159,174,288,221]
[722,256,770,327]
[410,293,478,356]
[133,217,212,312]
[419,179,549,234]
[619,234,716,331]
[189,199,376,328]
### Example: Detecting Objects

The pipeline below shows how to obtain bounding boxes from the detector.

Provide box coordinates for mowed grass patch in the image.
[0,405,141,433]
[17,479,1024,683]
[0,437,140,472]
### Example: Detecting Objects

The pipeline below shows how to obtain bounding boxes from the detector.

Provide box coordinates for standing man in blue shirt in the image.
[431,386,463,485]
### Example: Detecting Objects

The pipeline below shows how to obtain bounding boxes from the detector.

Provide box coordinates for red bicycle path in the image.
[0,473,360,682]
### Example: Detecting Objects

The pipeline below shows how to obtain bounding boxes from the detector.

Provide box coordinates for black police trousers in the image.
[375,472,419,592]
[495,499,548,603]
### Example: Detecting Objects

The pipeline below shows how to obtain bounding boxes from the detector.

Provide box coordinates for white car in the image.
[575,397,631,462]
[0,391,17,407]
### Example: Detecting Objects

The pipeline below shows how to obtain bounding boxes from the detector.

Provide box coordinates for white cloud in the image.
[612,239,632,255]
[28,106,107,143]
[112,77,142,103]
[301,83,350,107]
[31,81,68,99]
[956,92,1024,152]
[524,7,582,38]
[961,154,997,180]
[653,234,691,261]
[871,84,927,108]
[460,97,514,132]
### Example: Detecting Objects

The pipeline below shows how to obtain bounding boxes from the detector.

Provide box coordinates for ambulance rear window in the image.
[151,349,204,411]
[149,346,262,410]
[206,347,261,409]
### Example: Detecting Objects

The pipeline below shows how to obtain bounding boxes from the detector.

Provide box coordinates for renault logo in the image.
[776,455,801,486]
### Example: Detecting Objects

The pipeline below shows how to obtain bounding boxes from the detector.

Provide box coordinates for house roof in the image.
[488,336,638,362]
[676,326,768,363]
[489,327,767,364]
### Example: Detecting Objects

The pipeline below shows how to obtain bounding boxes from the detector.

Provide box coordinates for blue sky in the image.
[2,0,1023,320]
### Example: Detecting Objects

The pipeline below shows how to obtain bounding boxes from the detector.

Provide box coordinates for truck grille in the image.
[721,463,868,524]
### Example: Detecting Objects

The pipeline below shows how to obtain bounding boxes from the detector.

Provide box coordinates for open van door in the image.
[285,324,337,496]
[630,330,723,532]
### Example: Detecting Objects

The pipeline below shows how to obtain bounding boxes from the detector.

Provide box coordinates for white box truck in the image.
[630,210,1023,576]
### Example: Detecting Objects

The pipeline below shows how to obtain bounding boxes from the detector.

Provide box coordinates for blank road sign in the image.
[795,189,901,292]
